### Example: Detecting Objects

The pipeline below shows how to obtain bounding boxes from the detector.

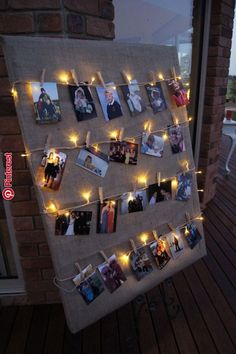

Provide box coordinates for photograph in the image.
[141,132,164,157]
[55,210,92,236]
[69,83,97,121]
[180,222,202,249]
[31,82,61,123]
[145,82,167,113]
[96,82,123,121]
[38,149,67,191]
[76,146,109,178]
[129,247,153,281]
[168,125,186,154]
[120,190,148,214]
[97,200,118,234]
[121,79,146,116]
[176,172,192,201]
[148,181,172,205]
[73,264,94,287]
[167,78,189,107]
[109,141,138,165]
[98,254,127,293]
[149,238,170,269]
[165,231,185,259]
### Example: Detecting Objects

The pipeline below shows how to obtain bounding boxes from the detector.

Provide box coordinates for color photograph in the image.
[97,200,118,234]
[31,82,61,123]
[141,132,164,157]
[120,190,148,214]
[148,181,172,205]
[121,79,146,116]
[98,254,126,293]
[168,125,186,154]
[96,82,123,121]
[109,141,138,165]
[69,84,97,121]
[149,238,170,270]
[38,149,67,191]
[165,231,185,259]
[176,172,192,201]
[129,247,153,281]
[180,223,202,249]
[145,82,167,113]
[55,211,92,236]
[167,78,189,107]
[76,147,109,178]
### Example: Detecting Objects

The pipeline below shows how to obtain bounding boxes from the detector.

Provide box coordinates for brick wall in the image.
[197,0,235,205]
[0,0,114,304]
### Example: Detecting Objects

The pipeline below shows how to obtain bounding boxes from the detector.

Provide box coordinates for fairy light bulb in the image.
[110,130,119,140]
[59,72,69,84]
[127,192,135,202]
[11,87,17,98]
[137,175,147,187]
[172,178,178,189]
[184,226,190,236]
[158,73,164,80]
[82,191,91,204]
[121,253,129,265]
[197,189,204,192]
[195,171,202,174]
[69,134,78,147]
[93,144,99,152]
[188,116,192,122]
[162,133,168,141]
[91,77,95,84]
[126,74,132,83]
[47,202,57,213]
[140,233,148,245]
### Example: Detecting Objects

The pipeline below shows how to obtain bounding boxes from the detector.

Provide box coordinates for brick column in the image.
[0,0,114,304]
[197,0,235,205]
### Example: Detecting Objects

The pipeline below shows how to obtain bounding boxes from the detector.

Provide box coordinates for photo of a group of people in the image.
[165,231,185,259]
[55,210,92,236]
[98,254,127,293]
[38,149,67,190]
[97,200,118,234]
[176,172,192,201]
[69,84,97,121]
[120,190,148,214]
[31,82,61,123]
[76,146,109,178]
[109,141,138,165]
[168,125,186,154]
[146,83,167,113]
[121,79,146,116]
[73,264,104,304]
[129,247,153,280]
[96,82,123,121]
[148,181,172,204]
[180,222,202,249]
[149,238,170,269]
[141,132,164,157]
[167,78,189,107]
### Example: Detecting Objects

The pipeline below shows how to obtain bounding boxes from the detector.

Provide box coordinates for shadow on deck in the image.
[1,135,236,354]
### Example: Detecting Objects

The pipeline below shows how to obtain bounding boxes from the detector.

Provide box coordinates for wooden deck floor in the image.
[1,135,236,354]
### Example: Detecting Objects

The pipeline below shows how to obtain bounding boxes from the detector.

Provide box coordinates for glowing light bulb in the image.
[126,74,132,83]
[47,202,57,213]
[69,134,78,146]
[11,87,17,98]
[121,253,129,265]
[172,178,178,189]
[59,72,69,84]
[195,171,202,174]
[127,192,135,202]
[82,191,91,204]
[197,189,204,192]
[137,175,147,186]
[140,233,148,245]
[91,77,95,83]
[162,133,168,141]
[93,144,99,152]
[188,116,192,122]
[21,153,30,157]
[158,73,164,80]
[110,130,119,140]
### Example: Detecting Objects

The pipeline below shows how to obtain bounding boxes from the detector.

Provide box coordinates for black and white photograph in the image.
[167,78,189,107]
[98,254,127,293]
[165,231,185,259]
[176,172,192,201]
[141,132,164,157]
[97,200,118,234]
[121,79,146,116]
[150,238,170,269]
[168,125,186,154]
[76,146,109,178]
[120,190,148,214]
[55,211,92,236]
[31,82,61,123]
[69,84,97,121]
[180,223,202,249]
[38,149,67,191]
[145,82,167,113]
[96,83,123,121]
[109,141,138,165]
[148,181,172,205]
[129,247,153,281]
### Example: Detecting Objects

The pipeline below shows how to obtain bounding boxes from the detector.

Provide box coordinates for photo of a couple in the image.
[97,200,118,234]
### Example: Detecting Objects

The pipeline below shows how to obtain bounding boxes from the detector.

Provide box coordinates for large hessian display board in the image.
[2,36,206,333]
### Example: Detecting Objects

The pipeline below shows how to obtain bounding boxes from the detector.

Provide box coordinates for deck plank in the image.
[44,304,65,354]
[101,311,120,354]
[0,306,18,354]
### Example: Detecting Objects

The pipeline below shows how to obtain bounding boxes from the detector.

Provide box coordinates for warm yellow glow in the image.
[112,86,116,90]
[91,77,95,83]
[172,178,178,189]
[121,253,129,265]
[69,134,78,146]
[11,87,17,98]
[162,133,168,141]
[185,161,189,171]
[187,88,190,99]
[93,144,99,152]
[65,211,70,217]
[110,130,119,140]
[140,233,148,245]
[188,116,192,122]
[144,121,151,131]
[150,82,154,86]
[127,192,135,202]
[175,117,179,125]
[195,170,202,174]
[110,200,116,206]
[82,191,91,203]
[158,73,164,80]
[162,178,166,182]
[184,226,190,236]
[137,175,148,186]
[198,189,204,192]
[47,202,57,213]
[21,153,30,157]
[59,72,69,84]
[185,82,190,86]
[177,76,182,80]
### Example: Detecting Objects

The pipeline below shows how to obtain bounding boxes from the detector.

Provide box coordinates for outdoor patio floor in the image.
[1,134,236,354]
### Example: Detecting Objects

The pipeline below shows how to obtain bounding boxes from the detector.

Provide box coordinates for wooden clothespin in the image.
[96,71,106,88]
[157,172,161,187]
[40,68,46,88]
[86,131,91,147]
[74,262,82,274]
[100,250,109,263]
[148,71,156,86]
[121,70,131,84]
[71,69,79,87]
[98,187,104,204]
[152,230,159,241]
[118,128,124,142]
[130,239,138,254]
